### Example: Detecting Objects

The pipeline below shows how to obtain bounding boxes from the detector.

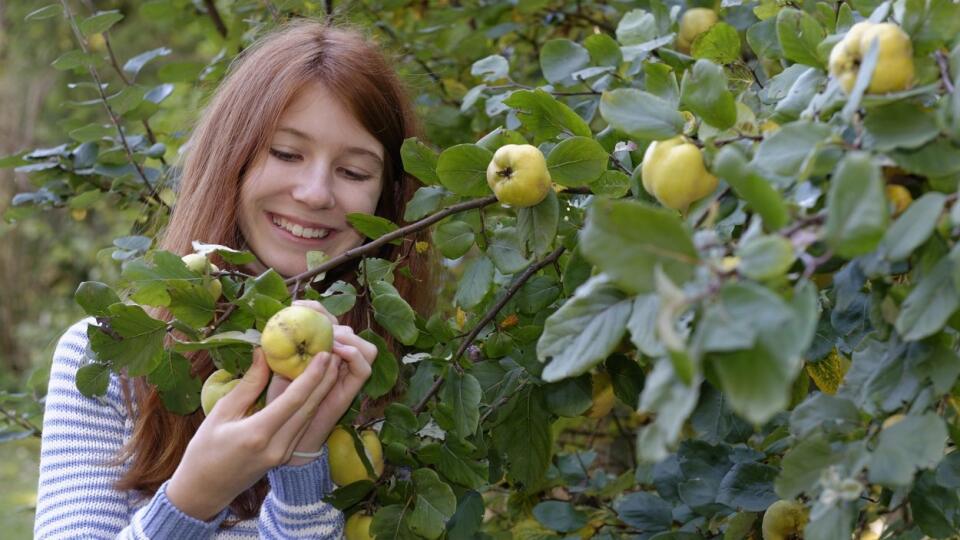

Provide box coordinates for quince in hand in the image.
[584,372,615,418]
[486,144,552,208]
[345,513,374,540]
[201,369,242,416]
[260,306,333,380]
[828,22,914,95]
[677,8,718,53]
[641,136,718,212]
[327,426,384,486]
[762,500,808,540]
[182,253,222,300]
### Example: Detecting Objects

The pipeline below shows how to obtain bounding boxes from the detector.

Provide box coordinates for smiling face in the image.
[238,82,385,277]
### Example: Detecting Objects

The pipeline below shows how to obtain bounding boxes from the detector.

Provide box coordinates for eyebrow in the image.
[276,126,383,166]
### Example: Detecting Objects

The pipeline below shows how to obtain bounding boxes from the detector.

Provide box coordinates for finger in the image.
[292,299,338,325]
[333,329,378,362]
[273,355,343,453]
[248,351,334,431]
[332,342,373,384]
[213,350,270,419]
[266,372,292,404]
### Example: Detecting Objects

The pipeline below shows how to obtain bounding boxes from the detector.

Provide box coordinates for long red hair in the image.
[114,19,435,521]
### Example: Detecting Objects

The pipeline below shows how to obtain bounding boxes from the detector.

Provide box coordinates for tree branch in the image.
[203,0,228,38]
[59,0,169,211]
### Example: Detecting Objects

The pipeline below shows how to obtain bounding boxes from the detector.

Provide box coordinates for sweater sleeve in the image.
[257,450,345,538]
[34,319,229,539]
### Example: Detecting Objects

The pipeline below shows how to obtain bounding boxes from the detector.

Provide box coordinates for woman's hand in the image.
[269,300,377,466]
[166,349,340,521]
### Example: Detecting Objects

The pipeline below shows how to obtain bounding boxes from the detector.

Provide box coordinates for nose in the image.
[290,167,336,209]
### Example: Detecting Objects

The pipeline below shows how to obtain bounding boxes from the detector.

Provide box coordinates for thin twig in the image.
[936,49,956,94]
[202,0,228,38]
[0,405,42,438]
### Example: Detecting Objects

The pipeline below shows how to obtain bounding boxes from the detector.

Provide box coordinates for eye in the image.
[340,168,372,181]
[269,148,301,162]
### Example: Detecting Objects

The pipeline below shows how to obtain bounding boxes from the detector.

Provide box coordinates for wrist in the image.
[166,472,227,522]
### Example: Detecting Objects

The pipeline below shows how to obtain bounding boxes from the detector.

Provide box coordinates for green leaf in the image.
[533,501,588,533]
[517,190,558,258]
[752,121,832,179]
[776,8,826,68]
[147,350,201,414]
[419,440,487,490]
[869,413,948,487]
[636,359,702,463]
[891,138,960,178]
[879,192,946,262]
[584,33,622,67]
[592,170,631,198]
[372,504,418,540]
[538,275,632,382]
[539,39,590,84]
[319,281,357,317]
[454,254,493,309]
[25,4,61,20]
[80,10,124,36]
[172,329,261,352]
[88,304,166,376]
[717,462,779,511]
[167,282,216,327]
[75,281,121,317]
[69,123,114,143]
[790,393,861,438]
[347,213,400,243]
[517,275,561,314]
[580,198,698,294]
[713,146,788,229]
[404,186,449,222]
[599,88,684,141]
[616,9,658,45]
[804,503,855,540]
[503,89,592,140]
[434,220,475,260]
[123,47,172,77]
[896,254,960,341]
[359,330,398,399]
[862,101,940,152]
[493,386,553,490]
[409,468,457,540]
[691,22,742,65]
[157,61,205,83]
[615,492,672,532]
[442,371,482,439]
[401,138,440,185]
[52,50,96,71]
[436,144,493,197]
[680,60,737,129]
[372,294,419,346]
[487,227,529,274]
[546,137,608,187]
[544,375,592,417]
[775,433,836,499]
[825,152,888,258]
[75,363,111,398]
[471,55,509,82]
[737,235,796,281]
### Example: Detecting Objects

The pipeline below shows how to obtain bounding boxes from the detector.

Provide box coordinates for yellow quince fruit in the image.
[641,136,718,211]
[584,372,615,418]
[345,512,374,540]
[828,22,914,94]
[182,253,222,301]
[762,500,809,540]
[486,144,552,208]
[885,184,913,216]
[678,8,719,53]
[328,426,385,487]
[200,369,242,415]
[260,305,333,380]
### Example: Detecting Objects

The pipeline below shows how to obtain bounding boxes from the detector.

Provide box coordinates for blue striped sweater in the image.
[34,319,345,539]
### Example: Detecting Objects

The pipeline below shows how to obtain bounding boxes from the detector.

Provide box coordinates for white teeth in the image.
[271,216,330,239]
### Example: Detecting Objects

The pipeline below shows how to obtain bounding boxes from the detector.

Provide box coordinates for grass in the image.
[0,437,39,538]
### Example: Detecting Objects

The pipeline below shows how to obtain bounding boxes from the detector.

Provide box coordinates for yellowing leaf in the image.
[805,349,850,395]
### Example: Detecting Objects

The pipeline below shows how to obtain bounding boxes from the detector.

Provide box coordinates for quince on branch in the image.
[677,8,718,53]
[327,426,385,487]
[641,136,718,212]
[345,513,374,540]
[486,144,552,208]
[182,253,222,300]
[828,22,914,95]
[761,500,809,540]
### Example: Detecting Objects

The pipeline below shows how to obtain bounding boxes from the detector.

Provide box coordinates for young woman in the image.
[34,19,432,538]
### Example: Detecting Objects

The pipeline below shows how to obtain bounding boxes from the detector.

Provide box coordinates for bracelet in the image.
[291,449,325,459]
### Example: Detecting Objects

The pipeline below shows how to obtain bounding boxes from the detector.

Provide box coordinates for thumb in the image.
[214,349,270,419]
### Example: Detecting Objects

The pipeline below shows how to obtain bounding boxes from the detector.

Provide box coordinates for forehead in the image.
[275,81,383,159]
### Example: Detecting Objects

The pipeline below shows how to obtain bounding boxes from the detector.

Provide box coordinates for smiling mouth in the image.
[270,213,333,240]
